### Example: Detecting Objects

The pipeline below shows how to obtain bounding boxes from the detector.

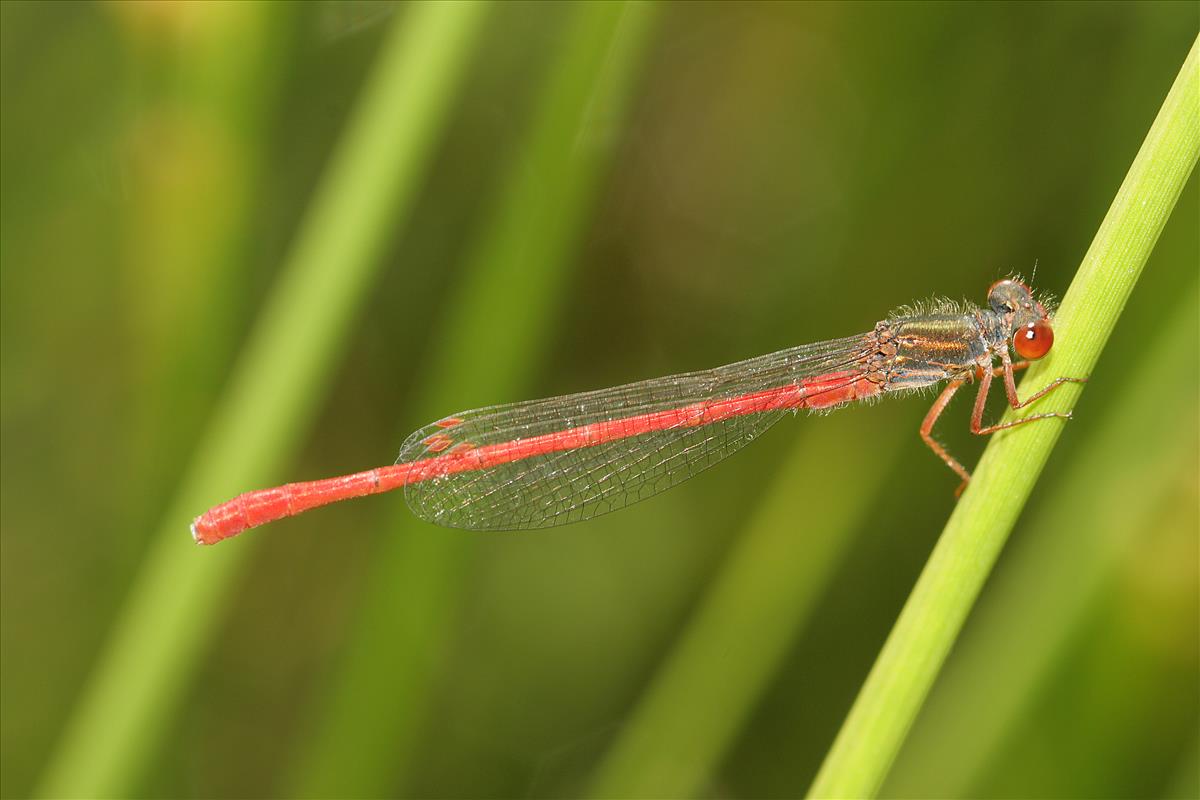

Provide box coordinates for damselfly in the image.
[192,278,1085,544]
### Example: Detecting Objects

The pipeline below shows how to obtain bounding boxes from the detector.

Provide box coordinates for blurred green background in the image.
[2,2,1196,798]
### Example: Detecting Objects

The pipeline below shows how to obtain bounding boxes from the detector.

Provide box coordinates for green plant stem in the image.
[588,415,902,799]
[35,5,487,797]
[883,278,1198,796]
[808,34,1199,799]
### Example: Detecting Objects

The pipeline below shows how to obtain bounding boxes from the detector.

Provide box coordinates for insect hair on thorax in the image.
[886,295,974,322]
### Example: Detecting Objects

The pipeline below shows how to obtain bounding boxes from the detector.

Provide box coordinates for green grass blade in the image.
[588,414,902,799]
[808,34,1200,799]
[288,5,660,796]
[883,278,1198,796]
[35,5,487,796]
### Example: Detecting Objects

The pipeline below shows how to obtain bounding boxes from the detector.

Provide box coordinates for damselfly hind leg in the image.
[920,378,972,495]
[921,358,1088,495]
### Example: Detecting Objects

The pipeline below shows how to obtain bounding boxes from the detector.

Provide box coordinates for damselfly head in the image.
[988,278,1054,360]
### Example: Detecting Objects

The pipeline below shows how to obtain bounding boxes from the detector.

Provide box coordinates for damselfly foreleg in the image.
[973,352,1088,436]
[920,356,1088,493]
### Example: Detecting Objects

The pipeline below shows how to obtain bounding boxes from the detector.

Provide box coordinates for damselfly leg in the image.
[921,355,1087,493]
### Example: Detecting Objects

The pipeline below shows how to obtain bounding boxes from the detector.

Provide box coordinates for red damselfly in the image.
[192,278,1085,544]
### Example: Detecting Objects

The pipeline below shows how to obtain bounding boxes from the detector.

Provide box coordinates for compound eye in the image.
[1013,319,1054,359]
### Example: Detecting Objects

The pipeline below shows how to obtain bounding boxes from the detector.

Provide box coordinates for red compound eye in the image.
[1013,319,1054,359]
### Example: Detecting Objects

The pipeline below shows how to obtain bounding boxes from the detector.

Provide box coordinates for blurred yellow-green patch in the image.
[2,2,1196,798]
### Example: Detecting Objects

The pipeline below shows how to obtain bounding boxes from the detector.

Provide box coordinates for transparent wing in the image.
[398,334,873,530]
